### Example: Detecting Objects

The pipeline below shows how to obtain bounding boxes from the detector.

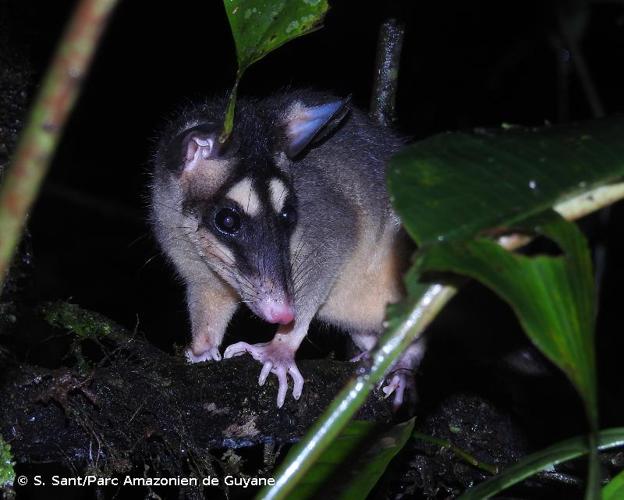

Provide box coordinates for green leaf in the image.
[603,469,624,500]
[284,419,415,500]
[417,211,597,428]
[0,436,15,488]
[416,211,600,498]
[459,427,624,500]
[388,117,624,246]
[224,0,328,72]
[221,0,329,140]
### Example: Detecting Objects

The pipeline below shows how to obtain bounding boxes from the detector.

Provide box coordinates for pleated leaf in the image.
[416,211,597,430]
[388,117,624,247]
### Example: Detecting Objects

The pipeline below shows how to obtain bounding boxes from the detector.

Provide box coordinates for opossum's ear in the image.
[283,97,351,158]
[166,123,227,174]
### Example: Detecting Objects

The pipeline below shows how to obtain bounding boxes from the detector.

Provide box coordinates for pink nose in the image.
[258,300,295,325]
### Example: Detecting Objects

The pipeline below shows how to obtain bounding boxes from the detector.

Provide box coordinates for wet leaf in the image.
[221,0,329,139]
[388,117,624,246]
[459,427,624,499]
[603,469,624,500]
[285,418,415,500]
[417,211,597,434]
[224,0,328,71]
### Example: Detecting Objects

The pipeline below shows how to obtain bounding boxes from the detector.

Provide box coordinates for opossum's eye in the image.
[279,204,297,226]
[214,208,241,235]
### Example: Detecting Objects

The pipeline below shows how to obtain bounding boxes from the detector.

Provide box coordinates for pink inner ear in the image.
[185,135,214,171]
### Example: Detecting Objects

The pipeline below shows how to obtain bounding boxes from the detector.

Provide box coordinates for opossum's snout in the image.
[256,297,295,325]
[247,279,295,325]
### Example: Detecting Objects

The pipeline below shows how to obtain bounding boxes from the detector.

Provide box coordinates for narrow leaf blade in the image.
[459,428,624,500]
[603,469,624,500]
[283,419,415,500]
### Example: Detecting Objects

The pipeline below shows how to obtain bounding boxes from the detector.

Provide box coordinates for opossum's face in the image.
[195,171,299,325]
[158,96,349,325]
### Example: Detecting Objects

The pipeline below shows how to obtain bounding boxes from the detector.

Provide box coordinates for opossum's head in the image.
[154,94,349,325]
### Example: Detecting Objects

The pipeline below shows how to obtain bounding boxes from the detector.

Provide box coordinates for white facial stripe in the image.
[226,177,260,216]
[269,178,289,213]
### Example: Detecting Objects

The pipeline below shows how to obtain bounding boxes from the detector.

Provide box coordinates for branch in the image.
[1,304,392,474]
[369,3,405,127]
[0,0,118,290]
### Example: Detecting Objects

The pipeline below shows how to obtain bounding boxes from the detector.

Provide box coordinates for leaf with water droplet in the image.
[224,0,328,71]
[388,116,624,246]
[220,0,329,141]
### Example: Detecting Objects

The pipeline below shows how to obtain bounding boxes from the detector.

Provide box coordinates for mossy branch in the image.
[0,0,118,291]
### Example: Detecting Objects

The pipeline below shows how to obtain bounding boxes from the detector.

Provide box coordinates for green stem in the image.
[0,0,118,291]
[412,432,499,475]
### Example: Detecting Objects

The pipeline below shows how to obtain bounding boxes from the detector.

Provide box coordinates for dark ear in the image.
[165,123,222,174]
[283,97,351,158]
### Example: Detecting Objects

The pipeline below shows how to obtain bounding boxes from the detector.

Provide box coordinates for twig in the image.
[0,0,119,291]
[412,431,500,475]
[370,2,405,127]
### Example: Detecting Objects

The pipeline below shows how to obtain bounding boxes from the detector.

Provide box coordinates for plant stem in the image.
[370,2,405,127]
[260,181,624,500]
[0,0,118,291]
[412,432,499,475]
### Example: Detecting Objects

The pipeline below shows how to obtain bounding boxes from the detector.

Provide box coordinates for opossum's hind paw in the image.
[185,345,222,363]
[381,370,416,410]
[223,341,304,408]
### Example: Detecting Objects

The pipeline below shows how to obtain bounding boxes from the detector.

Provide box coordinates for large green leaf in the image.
[224,0,328,71]
[459,427,624,500]
[221,0,329,139]
[416,211,599,497]
[388,117,624,246]
[283,419,415,500]
[416,211,597,424]
[603,469,624,500]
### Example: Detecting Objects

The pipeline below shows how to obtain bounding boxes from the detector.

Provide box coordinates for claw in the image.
[223,341,252,358]
[381,371,415,410]
[185,346,221,363]
[275,367,288,408]
[223,338,304,407]
[259,362,272,385]
[349,351,369,363]
[289,365,304,400]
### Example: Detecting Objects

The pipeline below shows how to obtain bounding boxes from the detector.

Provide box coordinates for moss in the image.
[0,436,15,488]
[41,301,121,339]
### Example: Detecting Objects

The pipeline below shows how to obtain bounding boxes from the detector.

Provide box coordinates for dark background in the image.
[2,0,624,447]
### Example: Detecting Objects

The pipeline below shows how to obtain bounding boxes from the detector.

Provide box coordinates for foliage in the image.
[220,0,329,140]
[458,427,624,499]
[0,436,15,488]
[603,469,624,500]
[283,419,415,499]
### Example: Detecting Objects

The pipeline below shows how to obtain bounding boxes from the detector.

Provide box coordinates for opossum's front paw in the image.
[185,345,222,363]
[381,370,416,410]
[223,341,304,408]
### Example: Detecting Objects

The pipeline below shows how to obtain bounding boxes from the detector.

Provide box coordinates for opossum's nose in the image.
[257,298,295,325]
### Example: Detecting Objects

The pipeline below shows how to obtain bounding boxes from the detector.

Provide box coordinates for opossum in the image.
[150,90,424,408]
